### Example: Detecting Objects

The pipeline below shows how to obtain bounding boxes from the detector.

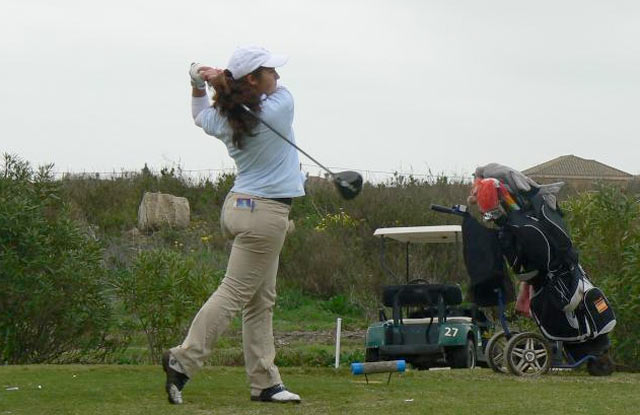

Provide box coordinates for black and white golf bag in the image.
[530,270,616,342]
[500,192,616,344]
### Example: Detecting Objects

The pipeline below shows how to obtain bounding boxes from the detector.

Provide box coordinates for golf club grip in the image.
[430,204,455,214]
[431,204,469,217]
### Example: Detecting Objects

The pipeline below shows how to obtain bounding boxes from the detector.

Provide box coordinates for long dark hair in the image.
[209,68,266,149]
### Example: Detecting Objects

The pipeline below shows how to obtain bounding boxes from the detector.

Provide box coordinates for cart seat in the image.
[385,316,472,325]
[382,283,463,307]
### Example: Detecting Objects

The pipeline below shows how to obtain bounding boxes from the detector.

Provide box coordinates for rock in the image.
[137,192,190,231]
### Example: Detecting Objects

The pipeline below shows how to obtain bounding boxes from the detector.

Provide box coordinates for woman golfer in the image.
[162,45,305,405]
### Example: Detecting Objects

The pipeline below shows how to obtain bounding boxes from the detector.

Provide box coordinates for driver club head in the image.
[333,171,363,200]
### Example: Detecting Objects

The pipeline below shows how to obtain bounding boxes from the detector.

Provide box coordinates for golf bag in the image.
[498,191,616,343]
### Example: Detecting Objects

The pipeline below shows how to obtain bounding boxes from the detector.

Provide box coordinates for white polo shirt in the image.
[193,86,305,198]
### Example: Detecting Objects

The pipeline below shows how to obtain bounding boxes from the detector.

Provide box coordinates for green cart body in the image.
[365,226,491,369]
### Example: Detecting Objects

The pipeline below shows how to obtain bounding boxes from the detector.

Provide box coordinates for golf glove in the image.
[189,62,206,89]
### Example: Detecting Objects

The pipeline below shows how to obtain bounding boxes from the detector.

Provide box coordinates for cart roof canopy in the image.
[373,225,462,243]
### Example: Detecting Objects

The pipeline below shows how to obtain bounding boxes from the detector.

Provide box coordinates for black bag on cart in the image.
[461,215,514,307]
[491,203,616,343]
[530,281,616,342]
[582,286,616,336]
[530,287,591,342]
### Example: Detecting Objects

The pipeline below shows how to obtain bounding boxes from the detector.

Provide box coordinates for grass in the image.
[1,365,639,415]
[102,286,369,366]
[106,328,365,367]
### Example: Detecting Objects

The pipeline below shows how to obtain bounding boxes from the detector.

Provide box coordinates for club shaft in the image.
[241,104,336,178]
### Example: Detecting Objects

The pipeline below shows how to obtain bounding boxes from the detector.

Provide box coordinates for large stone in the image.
[137,192,190,231]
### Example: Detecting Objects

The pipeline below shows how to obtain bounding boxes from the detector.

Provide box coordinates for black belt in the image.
[267,197,292,206]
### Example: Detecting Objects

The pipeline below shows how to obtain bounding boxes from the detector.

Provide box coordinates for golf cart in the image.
[364,225,491,369]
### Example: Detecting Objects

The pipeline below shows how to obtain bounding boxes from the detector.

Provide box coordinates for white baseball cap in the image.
[227,45,288,80]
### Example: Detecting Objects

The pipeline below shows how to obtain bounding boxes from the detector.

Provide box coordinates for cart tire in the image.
[505,332,551,376]
[486,331,511,374]
[448,338,476,369]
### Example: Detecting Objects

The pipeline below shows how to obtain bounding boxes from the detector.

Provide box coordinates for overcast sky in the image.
[1,0,638,181]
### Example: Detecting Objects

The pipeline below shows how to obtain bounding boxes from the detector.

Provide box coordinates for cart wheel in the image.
[448,338,477,369]
[486,331,511,374]
[505,332,551,376]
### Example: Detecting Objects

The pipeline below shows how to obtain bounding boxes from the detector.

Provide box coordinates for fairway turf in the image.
[1,365,639,415]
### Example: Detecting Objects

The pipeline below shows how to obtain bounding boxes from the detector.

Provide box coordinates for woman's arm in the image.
[190,66,223,120]
[192,93,209,120]
[192,88,206,98]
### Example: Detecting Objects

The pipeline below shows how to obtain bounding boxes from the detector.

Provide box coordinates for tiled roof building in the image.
[522,155,633,189]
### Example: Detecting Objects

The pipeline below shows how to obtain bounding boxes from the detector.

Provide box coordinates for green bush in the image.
[276,286,313,311]
[61,166,471,300]
[564,185,640,370]
[112,248,222,363]
[321,295,362,316]
[60,167,234,236]
[274,345,365,367]
[0,154,114,363]
[280,175,470,298]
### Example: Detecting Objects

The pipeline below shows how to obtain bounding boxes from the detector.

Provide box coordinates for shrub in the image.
[564,185,640,369]
[60,167,234,236]
[112,248,222,363]
[280,175,471,298]
[0,154,114,363]
[321,295,362,316]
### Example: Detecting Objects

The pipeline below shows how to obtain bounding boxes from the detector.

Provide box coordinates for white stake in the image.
[335,317,342,369]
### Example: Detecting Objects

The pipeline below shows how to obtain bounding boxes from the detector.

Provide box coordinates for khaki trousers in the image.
[171,192,290,395]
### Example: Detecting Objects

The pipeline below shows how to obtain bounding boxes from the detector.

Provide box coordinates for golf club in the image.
[241,104,363,200]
